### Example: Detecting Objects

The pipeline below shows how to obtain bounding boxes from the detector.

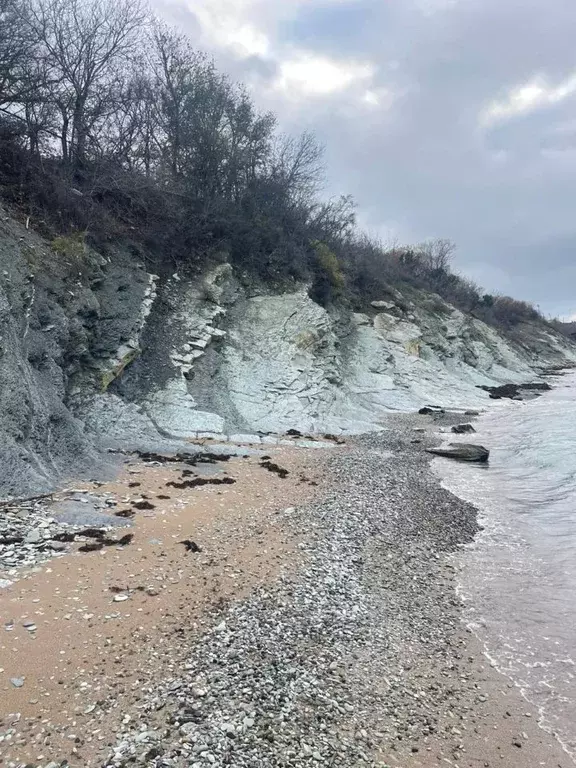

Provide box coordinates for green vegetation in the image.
[51,232,86,263]
[0,0,545,330]
[311,240,346,302]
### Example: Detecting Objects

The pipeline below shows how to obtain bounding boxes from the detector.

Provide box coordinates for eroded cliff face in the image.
[88,260,576,442]
[1,204,574,493]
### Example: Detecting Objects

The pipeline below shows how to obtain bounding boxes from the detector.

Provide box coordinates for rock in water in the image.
[451,423,476,434]
[427,443,489,462]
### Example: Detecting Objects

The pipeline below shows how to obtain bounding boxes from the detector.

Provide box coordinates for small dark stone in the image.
[451,423,476,434]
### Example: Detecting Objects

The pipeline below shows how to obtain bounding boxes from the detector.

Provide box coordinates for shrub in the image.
[309,240,345,304]
[51,231,87,263]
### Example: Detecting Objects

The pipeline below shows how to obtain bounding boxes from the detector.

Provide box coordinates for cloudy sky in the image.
[152,0,576,318]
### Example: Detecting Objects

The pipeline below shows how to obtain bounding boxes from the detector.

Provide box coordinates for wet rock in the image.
[427,443,489,462]
[521,381,552,391]
[451,423,476,434]
[478,383,521,400]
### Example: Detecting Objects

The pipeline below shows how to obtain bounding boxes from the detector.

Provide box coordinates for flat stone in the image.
[427,443,490,462]
[45,540,67,551]
[25,528,42,544]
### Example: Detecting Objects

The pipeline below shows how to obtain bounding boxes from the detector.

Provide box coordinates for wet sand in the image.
[0,446,322,766]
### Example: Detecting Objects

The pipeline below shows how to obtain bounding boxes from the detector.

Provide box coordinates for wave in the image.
[434,373,576,761]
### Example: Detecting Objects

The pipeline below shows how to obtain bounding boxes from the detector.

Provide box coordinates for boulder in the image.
[418,406,445,415]
[478,383,520,400]
[480,381,552,400]
[451,423,476,434]
[427,443,489,462]
[371,300,395,310]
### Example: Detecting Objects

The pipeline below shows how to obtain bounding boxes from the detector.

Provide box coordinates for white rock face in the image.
[146,378,225,437]
[87,266,576,441]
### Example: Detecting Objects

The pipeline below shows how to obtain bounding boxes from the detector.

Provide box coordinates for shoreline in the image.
[0,418,572,767]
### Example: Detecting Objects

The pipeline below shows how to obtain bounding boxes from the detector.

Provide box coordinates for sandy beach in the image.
[0,421,571,768]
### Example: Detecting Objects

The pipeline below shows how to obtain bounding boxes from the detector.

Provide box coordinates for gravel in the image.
[102,419,481,768]
[0,491,130,573]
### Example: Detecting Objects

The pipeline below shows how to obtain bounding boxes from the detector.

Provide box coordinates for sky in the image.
[152,0,576,318]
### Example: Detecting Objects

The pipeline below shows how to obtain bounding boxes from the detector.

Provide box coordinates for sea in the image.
[434,372,576,761]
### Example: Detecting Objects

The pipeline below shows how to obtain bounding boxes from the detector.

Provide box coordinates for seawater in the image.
[434,373,576,760]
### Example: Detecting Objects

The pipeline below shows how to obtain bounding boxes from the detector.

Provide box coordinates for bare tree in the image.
[93,69,160,175]
[272,132,325,200]
[308,194,356,242]
[418,237,456,272]
[26,0,147,168]
[150,23,277,204]
[151,24,213,179]
[0,0,31,107]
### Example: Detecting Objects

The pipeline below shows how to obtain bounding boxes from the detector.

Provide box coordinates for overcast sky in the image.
[152,0,576,318]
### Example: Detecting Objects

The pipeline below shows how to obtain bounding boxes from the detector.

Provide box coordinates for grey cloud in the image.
[152,0,576,315]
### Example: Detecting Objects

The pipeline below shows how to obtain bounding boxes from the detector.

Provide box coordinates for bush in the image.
[52,232,86,262]
[485,296,541,328]
[309,240,345,304]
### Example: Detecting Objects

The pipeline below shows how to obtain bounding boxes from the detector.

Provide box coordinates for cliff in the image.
[1,204,574,495]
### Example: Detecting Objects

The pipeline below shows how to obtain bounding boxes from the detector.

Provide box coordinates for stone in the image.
[113,594,130,602]
[478,383,521,400]
[25,528,42,544]
[427,443,489,462]
[371,300,395,310]
[521,381,551,391]
[10,677,24,687]
[451,423,476,434]
[45,540,67,551]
